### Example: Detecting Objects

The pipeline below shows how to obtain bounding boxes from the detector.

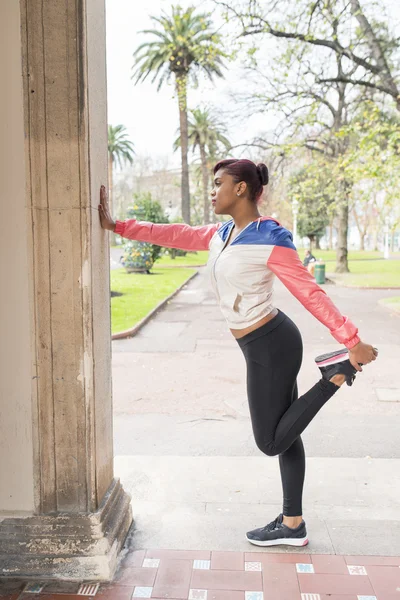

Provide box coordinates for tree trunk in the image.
[200,144,210,224]
[329,220,334,250]
[352,207,364,250]
[373,228,379,251]
[176,76,190,224]
[390,229,396,252]
[336,196,350,273]
[315,236,321,250]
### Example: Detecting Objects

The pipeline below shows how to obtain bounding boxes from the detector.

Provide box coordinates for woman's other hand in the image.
[349,342,378,371]
[98,185,116,231]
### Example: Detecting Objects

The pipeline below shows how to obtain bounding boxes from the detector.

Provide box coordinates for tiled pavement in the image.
[2,550,400,600]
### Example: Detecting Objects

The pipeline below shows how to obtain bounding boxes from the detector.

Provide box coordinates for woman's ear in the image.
[237,181,247,196]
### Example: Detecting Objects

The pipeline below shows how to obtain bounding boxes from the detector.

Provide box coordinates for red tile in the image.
[120,549,146,567]
[191,569,262,591]
[311,554,348,574]
[298,572,375,595]
[211,551,244,571]
[0,595,22,600]
[345,554,400,566]
[115,566,157,586]
[96,585,135,600]
[152,558,192,599]
[207,592,245,600]
[261,563,300,600]
[245,551,311,564]
[367,564,400,596]
[319,596,358,600]
[146,549,211,560]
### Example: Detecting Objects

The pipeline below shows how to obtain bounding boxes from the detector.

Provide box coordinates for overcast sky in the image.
[105,0,400,170]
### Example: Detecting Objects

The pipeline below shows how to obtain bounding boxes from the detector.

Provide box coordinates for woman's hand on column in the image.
[98,185,116,231]
[348,342,378,371]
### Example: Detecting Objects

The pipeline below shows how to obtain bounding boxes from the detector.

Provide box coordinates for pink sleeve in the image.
[114,220,221,251]
[267,246,360,349]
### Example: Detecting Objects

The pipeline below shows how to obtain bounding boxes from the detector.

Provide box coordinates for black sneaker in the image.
[315,349,359,387]
[246,513,308,547]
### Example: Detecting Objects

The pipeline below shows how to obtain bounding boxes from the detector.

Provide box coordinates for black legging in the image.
[237,310,339,517]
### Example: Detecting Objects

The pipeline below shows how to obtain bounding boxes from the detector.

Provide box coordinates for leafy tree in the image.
[219,0,399,269]
[132,6,226,224]
[108,125,135,222]
[289,162,334,250]
[174,107,231,224]
[126,192,169,263]
[338,101,400,246]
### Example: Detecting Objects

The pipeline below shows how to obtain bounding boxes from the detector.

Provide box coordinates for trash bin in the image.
[314,261,326,284]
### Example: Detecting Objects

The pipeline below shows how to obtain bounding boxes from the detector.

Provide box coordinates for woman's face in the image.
[211,169,243,215]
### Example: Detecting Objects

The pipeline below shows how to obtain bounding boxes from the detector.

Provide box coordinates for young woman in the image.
[99,158,378,548]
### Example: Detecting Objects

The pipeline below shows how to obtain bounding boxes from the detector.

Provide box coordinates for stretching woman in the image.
[99,158,377,547]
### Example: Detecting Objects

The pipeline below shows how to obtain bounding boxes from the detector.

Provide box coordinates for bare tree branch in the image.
[317,76,397,97]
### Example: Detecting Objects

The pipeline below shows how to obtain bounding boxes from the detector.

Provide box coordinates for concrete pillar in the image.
[0,0,132,580]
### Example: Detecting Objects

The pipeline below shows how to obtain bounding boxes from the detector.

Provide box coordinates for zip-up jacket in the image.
[114,216,360,349]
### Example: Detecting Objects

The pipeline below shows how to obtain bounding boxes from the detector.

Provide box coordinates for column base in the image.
[0,479,133,581]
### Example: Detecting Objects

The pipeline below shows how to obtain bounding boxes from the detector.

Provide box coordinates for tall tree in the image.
[108,125,135,222]
[132,5,225,224]
[217,0,387,271]
[289,161,335,250]
[174,107,231,223]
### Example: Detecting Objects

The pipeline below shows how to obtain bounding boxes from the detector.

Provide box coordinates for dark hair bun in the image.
[256,163,269,185]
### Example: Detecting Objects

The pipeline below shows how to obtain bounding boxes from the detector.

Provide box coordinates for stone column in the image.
[0,0,132,580]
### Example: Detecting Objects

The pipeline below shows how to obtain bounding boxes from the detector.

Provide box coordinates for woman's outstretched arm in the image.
[266,231,377,369]
[99,186,220,251]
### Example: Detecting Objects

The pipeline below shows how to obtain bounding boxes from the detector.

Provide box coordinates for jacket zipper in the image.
[212,219,257,285]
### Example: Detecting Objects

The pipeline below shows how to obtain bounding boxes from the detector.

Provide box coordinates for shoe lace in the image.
[262,516,281,532]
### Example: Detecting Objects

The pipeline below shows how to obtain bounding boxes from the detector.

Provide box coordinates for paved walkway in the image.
[111,268,400,555]
[3,551,400,598]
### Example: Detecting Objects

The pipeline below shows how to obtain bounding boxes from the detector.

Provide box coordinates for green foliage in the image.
[173,107,231,158]
[121,240,154,273]
[337,102,400,228]
[132,5,226,98]
[108,125,135,167]
[289,161,335,244]
[125,192,169,264]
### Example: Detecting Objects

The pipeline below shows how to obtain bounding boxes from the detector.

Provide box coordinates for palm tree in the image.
[132,6,225,224]
[174,107,231,224]
[108,125,135,222]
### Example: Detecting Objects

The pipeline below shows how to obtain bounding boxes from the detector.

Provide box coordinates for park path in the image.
[111,266,400,558]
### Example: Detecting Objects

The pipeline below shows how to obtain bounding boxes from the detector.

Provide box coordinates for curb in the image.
[156,264,206,269]
[111,271,199,341]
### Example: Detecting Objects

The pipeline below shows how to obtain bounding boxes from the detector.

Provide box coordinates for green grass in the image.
[302,250,400,287]
[308,250,400,262]
[379,296,400,312]
[156,250,209,267]
[111,267,196,334]
[325,258,400,287]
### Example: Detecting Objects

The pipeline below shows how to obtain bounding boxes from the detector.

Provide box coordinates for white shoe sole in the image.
[315,350,348,367]
[246,535,309,547]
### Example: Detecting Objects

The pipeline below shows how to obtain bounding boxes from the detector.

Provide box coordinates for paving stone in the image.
[211,551,244,571]
[152,559,192,598]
